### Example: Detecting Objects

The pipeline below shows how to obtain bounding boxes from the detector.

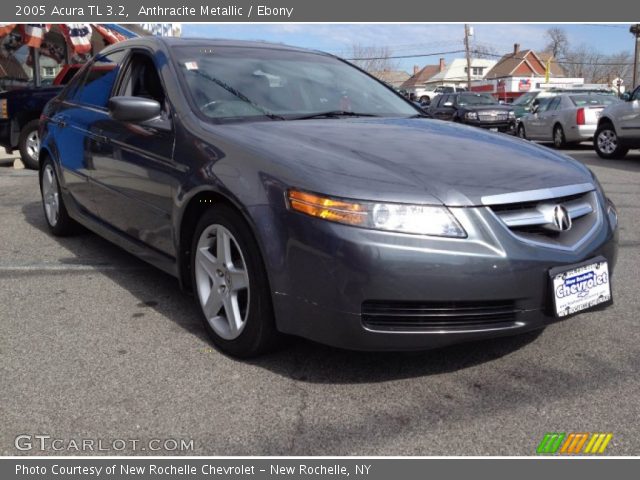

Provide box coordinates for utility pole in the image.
[464,24,472,90]
[631,24,640,89]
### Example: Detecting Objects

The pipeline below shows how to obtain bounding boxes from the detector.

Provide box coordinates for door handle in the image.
[52,116,67,128]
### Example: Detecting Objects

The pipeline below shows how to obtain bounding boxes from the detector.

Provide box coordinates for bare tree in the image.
[348,44,399,75]
[472,43,499,59]
[563,45,633,85]
[544,27,570,59]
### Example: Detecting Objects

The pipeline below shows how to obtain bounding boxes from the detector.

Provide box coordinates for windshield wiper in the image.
[186,69,286,121]
[291,111,381,120]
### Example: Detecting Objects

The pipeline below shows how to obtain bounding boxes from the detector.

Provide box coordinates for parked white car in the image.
[415,85,467,104]
[594,86,640,159]
[517,93,619,148]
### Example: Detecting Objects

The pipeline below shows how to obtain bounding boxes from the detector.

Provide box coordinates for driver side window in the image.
[119,52,167,111]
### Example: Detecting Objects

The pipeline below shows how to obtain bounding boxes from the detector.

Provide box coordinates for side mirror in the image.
[531,104,539,114]
[621,92,631,101]
[108,96,161,122]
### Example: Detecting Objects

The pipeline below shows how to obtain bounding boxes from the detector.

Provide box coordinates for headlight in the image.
[0,99,7,119]
[287,189,466,238]
[465,111,478,120]
[508,111,515,118]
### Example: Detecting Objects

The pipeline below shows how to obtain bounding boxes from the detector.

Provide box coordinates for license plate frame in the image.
[549,256,612,318]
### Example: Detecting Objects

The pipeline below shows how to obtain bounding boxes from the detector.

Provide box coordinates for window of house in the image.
[464,67,485,76]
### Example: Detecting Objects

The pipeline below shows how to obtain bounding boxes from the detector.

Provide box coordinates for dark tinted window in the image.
[71,50,127,108]
[119,53,166,106]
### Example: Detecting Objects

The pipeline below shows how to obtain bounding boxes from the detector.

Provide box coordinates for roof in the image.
[537,52,565,77]
[486,49,564,79]
[105,36,330,56]
[400,65,441,89]
[426,58,497,83]
[372,70,411,86]
[0,56,28,81]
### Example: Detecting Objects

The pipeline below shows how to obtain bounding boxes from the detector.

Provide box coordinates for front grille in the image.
[478,111,509,122]
[489,190,599,248]
[362,300,520,332]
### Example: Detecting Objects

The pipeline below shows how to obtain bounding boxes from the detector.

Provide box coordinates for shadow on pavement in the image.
[22,200,543,384]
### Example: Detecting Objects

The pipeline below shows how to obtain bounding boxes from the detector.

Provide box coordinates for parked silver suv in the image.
[594,86,640,159]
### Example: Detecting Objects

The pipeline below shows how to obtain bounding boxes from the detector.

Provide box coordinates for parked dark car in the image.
[428,92,516,132]
[39,38,618,357]
[0,64,81,169]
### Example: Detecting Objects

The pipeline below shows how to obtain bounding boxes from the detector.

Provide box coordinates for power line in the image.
[347,49,633,67]
[347,49,466,61]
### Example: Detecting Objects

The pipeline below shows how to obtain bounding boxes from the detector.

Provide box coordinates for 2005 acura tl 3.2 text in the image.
[39,37,618,357]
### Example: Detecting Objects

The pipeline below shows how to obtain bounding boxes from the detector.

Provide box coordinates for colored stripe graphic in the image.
[539,433,613,455]
[537,433,565,454]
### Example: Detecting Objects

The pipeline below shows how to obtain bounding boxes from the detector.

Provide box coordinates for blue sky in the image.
[183,24,635,72]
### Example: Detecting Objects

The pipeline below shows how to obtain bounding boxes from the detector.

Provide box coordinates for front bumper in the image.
[464,119,516,133]
[251,195,618,351]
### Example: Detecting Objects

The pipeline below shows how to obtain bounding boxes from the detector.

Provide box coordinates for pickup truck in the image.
[0,64,81,169]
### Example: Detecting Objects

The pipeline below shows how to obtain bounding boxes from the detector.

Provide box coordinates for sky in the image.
[182,24,635,73]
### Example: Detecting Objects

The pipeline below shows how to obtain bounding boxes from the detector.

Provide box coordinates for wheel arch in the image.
[176,189,269,294]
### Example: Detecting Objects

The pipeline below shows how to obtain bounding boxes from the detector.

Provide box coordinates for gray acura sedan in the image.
[39,38,618,357]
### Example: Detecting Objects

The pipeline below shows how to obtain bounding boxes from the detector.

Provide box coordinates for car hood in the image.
[461,104,512,112]
[212,117,592,207]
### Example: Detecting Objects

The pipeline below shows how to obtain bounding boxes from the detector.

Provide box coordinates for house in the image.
[400,60,445,96]
[424,58,497,88]
[471,44,583,101]
[371,69,411,89]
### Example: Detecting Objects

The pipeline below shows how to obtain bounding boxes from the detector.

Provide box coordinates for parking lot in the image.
[1,146,639,456]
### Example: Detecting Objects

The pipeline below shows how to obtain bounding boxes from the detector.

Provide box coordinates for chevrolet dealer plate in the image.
[551,258,611,317]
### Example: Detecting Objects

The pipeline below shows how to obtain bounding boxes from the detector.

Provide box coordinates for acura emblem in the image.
[551,205,572,231]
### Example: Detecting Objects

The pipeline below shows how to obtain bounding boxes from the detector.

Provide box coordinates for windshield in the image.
[512,92,537,106]
[456,93,497,106]
[172,46,417,120]
[570,94,619,106]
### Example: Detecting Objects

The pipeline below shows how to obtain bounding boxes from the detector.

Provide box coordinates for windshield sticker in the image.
[185,61,199,70]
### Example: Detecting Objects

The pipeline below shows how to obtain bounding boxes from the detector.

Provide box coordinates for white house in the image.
[424,58,497,88]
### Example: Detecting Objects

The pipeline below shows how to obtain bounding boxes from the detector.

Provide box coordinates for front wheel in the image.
[18,119,41,170]
[594,124,629,159]
[517,124,527,139]
[191,205,281,357]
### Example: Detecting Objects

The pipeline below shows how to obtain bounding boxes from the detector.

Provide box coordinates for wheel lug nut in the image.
[216,270,224,277]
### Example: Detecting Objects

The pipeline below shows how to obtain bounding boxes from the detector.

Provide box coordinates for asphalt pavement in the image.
[1,146,639,456]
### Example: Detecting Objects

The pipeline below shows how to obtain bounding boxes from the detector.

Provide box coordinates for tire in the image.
[191,205,281,357]
[39,158,77,236]
[517,123,527,139]
[552,124,566,149]
[594,123,629,159]
[18,119,41,170]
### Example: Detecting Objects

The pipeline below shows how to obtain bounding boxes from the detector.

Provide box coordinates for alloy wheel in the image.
[554,127,564,147]
[26,130,40,163]
[194,224,250,340]
[41,164,60,227]
[597,129,617,155]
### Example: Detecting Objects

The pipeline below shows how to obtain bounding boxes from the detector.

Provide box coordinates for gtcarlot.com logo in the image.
[15,434,194,452]
[537,433,613,455]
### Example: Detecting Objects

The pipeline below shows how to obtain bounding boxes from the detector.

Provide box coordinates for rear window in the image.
[570,95,618,107]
